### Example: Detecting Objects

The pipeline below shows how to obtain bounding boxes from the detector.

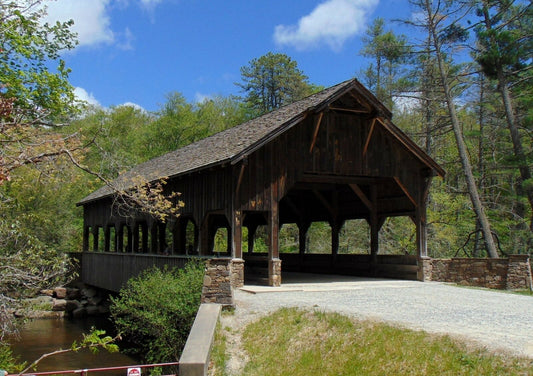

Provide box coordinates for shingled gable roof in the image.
[78,78,443,206]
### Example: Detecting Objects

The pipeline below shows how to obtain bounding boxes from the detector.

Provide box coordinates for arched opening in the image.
[213,227,229,255]
[108,225,116,252]
[279,223,299,254]
[185,219,197,254]
[339,219,370,254]
[97,226,105,252]
[307,222,332,254]
[380,216,416,255]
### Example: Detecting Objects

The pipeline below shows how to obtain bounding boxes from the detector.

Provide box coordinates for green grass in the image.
[453,284,533,297]
[216,308,533,376]
[210,322,229,376]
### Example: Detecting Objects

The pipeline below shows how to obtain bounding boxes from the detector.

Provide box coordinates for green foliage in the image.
[0,343,24,373]
[361,18,411,110]
[237,52,317,116]
[0,0,78,119]
[110,262,205,363]
[71,328,119,354]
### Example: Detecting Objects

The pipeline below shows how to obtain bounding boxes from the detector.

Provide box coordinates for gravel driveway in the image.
[221,272,533,372]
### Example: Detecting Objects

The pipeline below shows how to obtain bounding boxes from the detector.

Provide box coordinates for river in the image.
[9,317,138,375]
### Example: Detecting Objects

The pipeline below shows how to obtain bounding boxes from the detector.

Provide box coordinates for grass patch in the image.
[513,289,533,296]
[240,308,533,376]
[210,322,229,376]
[453,284,533,297]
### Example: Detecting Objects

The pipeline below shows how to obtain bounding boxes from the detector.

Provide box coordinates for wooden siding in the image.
[80,252,217,292]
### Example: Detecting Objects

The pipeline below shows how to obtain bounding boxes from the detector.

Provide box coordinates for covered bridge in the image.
[78,78,444,290]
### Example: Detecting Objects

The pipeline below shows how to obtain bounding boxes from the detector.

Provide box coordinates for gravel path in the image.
[219,274,533,374]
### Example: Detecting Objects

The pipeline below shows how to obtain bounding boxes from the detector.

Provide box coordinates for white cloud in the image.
[393,95,419,112]
[118,102,146,112]
[274,0,379,51]
[74,87,101,107]
[43,0,114,47]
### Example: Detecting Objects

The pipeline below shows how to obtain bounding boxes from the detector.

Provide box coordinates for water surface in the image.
[10,317,138,375]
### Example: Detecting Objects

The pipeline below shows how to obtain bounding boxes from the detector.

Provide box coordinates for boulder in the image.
[52,298,67,311]
[54,287,67,299]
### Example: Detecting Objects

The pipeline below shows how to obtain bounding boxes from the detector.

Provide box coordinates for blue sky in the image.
[43,0,414,111]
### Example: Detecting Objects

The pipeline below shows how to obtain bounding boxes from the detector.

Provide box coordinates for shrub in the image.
[110,261,205,363]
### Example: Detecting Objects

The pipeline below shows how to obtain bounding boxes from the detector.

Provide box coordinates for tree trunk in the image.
[424,0,499,258]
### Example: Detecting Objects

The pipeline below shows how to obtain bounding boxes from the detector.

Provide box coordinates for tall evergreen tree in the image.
[237,52,316,116]
[475,0,533,233]
[361,18,410,109]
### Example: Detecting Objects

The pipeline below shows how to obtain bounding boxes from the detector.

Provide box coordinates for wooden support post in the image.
[83,226,89,252]
[370,185,379,274]
[92,227,99,252]
[150,224,158,254]
[416,198,429,281]
[199,218,210,256]
[331,219,343,256]
[158,222,166,253]
[268,201,281,286]
[415,204,428,258]
[117,225,124,253]
[247,224,257,254]
[104,226,110,252]
[232,210,242,259]
[177,219,187,254]
[298,221,310,272]
[193,221,199,254]
[126,226,133,253]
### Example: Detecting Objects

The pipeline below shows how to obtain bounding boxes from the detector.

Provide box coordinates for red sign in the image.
[127,368,141,376]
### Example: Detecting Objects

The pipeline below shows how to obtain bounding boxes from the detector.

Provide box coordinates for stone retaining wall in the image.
[422,255,532,290]
[201,258,244,307]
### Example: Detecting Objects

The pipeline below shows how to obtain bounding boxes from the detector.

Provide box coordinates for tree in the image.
[475,0,533,233]
[408,0,500,258]
[360,18,410,109]
[0,0,80,184]
[237,52,317,116]
[0,0,81,342]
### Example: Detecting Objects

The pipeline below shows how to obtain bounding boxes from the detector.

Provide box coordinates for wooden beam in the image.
[393,177,418,207]
[300,173,389,185]
[328,106,371,114]
[348,91,372,112]
[348,183,373,212]
[235,160,246,197]
[309,112,324,153]
[312,190,335,217]
[362,118,377,157]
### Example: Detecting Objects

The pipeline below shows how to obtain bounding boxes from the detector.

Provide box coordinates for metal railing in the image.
[19,362,180,376]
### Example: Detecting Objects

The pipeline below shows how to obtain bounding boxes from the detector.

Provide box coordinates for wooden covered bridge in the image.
[78,78,444,291]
